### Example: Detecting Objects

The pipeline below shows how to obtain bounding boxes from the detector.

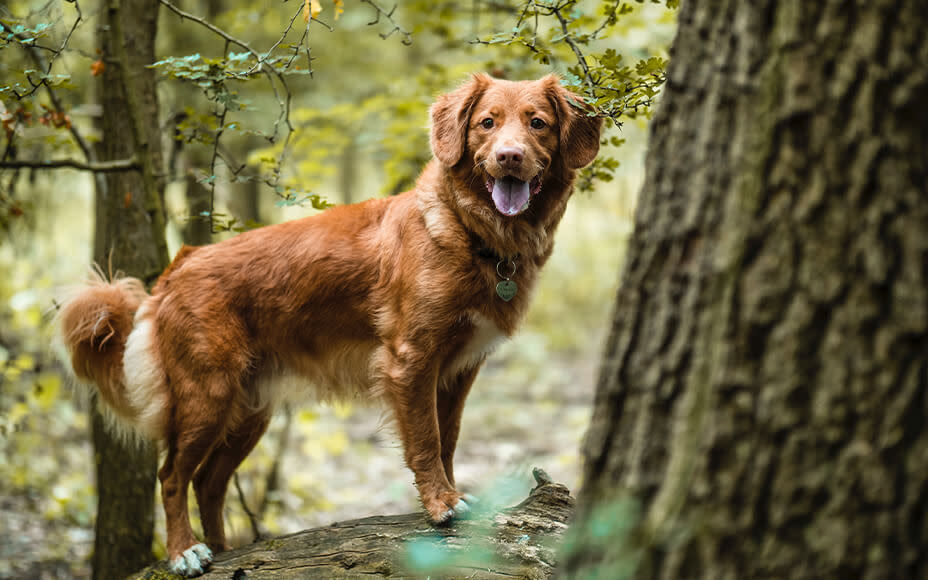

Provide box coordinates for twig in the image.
[47,0,84,75]
[156,0,295,195]
[258,406,293,519]
[0,157,139,172]
[551,4,594,90]
[233,473,264,542]
[0,14,95,163]
[360,0,412,45]
[246,4,308,75]
[156,0,293,140]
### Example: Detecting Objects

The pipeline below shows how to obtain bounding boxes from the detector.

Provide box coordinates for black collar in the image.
[470,233,519,263]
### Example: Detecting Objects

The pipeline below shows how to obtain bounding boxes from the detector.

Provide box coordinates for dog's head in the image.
[430,74,601,217]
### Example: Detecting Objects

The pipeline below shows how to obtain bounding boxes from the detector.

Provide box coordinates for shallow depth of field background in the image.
[0,2,675,577]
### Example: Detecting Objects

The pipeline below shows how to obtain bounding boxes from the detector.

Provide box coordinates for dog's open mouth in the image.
[485,175,542,217]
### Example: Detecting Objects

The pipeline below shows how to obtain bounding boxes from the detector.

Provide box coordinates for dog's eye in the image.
[481,118,494,129]
[530,118,546,130]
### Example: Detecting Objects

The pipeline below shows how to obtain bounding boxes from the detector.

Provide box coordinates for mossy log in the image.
[131,469,573,579]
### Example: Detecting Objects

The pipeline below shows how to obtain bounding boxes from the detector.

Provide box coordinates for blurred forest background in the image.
[0,1,675,577]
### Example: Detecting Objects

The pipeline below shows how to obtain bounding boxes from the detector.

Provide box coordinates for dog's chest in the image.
[447,312,508,375]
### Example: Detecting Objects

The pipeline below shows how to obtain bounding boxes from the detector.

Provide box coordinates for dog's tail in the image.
[58,270,167,442]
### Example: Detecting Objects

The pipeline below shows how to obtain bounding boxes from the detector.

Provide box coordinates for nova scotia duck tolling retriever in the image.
[58,73,601,576]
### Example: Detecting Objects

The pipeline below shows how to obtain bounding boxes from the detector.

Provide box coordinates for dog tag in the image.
[496,279,517,301]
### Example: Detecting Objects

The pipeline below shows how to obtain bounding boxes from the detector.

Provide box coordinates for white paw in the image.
[452,498,471,515]
[436,507,455,523]
[169,543,213,577]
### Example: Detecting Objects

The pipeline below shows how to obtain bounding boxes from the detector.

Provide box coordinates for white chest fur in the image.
[447,312,507,376]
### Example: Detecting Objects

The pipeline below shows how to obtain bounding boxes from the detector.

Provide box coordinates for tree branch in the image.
[0,157,139,172]
[0,12,96,163]
[551,4,594,90]
[156,0,294,192]
[360,0,412,45]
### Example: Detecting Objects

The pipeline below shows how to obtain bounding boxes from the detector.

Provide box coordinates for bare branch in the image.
[233,473,264,543]
[0,157,139,172]
[360,0,412,45]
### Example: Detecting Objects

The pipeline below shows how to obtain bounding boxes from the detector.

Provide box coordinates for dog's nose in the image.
[496,147,524,167]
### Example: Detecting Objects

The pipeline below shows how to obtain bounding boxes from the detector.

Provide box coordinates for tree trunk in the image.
[91,0,169,578]
[566,1,928,578]
[129,472,573,579]
[183,176,213,245]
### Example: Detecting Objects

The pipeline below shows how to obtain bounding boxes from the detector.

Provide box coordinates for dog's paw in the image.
[169,543,213,577]
[426,492,473,525]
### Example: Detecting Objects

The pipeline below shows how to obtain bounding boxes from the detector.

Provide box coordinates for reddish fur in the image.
[59,75,600,571]
[59,275,148,421]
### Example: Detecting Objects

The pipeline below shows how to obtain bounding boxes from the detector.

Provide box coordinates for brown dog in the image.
[59,74,600,576]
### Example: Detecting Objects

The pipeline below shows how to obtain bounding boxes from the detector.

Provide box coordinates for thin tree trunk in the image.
[91,0,169,578]
[226,137,263,227]
[183,180,213,245]
[566,0,928,578]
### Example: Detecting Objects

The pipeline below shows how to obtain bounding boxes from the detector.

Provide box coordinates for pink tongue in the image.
[491,176,531,216]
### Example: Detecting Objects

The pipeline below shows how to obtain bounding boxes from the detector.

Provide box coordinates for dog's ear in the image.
[543,75,602,169]
[430,74,491,167]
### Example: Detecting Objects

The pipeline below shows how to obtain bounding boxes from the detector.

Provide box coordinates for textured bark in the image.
[91,0,169,578]
[130,475,573,579]
[567,0,928,578]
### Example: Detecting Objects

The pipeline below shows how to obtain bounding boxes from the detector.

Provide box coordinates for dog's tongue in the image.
[491,176,531,216]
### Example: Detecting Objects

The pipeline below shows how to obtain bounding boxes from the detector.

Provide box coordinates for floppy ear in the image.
[543,75,602,169]
[430,74,491,167]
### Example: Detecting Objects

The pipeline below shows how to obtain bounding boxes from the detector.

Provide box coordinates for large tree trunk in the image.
[91,0,169,578]
[566,1,928,578]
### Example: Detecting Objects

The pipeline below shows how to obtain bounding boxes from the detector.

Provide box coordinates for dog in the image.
[58,74,601,577]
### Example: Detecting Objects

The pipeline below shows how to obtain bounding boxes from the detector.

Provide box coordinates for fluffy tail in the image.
[58,271,163,441]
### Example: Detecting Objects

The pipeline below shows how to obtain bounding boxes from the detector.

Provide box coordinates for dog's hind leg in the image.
[158,379,236,578]
[193,410,271,553]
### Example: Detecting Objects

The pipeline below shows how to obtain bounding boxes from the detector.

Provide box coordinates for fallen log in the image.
[131,469,573,579]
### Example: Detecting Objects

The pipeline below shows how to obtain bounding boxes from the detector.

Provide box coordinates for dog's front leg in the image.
[378,344,469,524]
[437,364,481,488]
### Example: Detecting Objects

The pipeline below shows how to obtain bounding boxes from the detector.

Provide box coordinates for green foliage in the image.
[475,0,673,189]
[559,497,642,580]
[1,19,52,46]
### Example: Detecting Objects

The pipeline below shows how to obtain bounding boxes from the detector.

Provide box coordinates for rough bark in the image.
[91,0,169,578]
[130,472,573,579]
[566,0,928,578]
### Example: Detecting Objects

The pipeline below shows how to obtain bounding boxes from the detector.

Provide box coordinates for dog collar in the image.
[469,234,519,301]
